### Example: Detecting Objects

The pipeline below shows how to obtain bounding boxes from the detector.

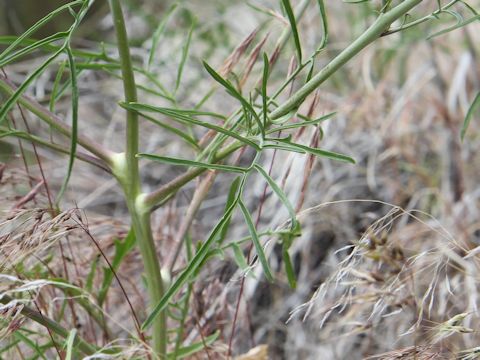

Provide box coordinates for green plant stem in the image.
[0,75,115,166]
[108,0,139,189]
[269,0,423,120]
[0,295,97,356]
[108,0,166,356]
[125,198,166,356]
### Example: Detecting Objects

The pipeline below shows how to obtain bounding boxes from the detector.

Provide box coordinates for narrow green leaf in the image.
[282,247,296,288]
[262,53,269,128]
[137,111,200,150]
[0,0,92,125]
[202,61,240,98]
[232,242,248,271]
[203,61,263,135]
[265,138,355,163]
[167,331,219,359]
[74,62,174,100]
[48,278,106,329]
[427,15,480,39]
[443,9,464,24]
[279,221,301,289]
[460,1,479,16]
[175,17,196,93]
[0,338,21,355]
[155,108,226,120]
[254,162,301,289]
[53,63,87,103]
[0,48,63,125]
[461,92,480,141]
[85,256,98,293]
[137,153,248,173]
[216,177,242,245]
[281,0,302,63]
[263,142,303,154]
[305,58,315,83]
[266,112,335,134]
[64,329,77,360]
[316,0,329,49]
[122,102,260,150]
[343,0,370,3]
[13,332,48,359]
[0,32,68,68]
[172,285,193,359]
[167,310,183,322]
[253,164,296,225]
[142,177,246,330]
[98,229,136,306]
[55,46,78,205]
[221,230,276,251]
[148,2,178,70]
[0,35,110,61]
[238,200,274,282]
[0,129,30,140]
[269,110,297,125]
[50,61,67,112]
[0,0,83,62]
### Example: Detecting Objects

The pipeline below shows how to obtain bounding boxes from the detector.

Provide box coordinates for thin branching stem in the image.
[108,0,139,188]
[270,0,423,120]
[144,0,312,212]
[108,0,166,356]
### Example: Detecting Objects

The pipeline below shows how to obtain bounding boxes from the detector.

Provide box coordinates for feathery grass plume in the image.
[459,346,480,360]
[0,302,25,340]
[286,198,479,355]
[0,208,81,268]
[364,345,440,360]
[428,313,474,344]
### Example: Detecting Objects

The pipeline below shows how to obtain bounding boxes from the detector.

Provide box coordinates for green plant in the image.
[0,0,478,358]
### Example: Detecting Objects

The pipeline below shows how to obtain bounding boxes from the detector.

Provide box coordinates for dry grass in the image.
[1,0,480,359]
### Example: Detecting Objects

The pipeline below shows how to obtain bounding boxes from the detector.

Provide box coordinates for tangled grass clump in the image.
[286,200,480,358]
